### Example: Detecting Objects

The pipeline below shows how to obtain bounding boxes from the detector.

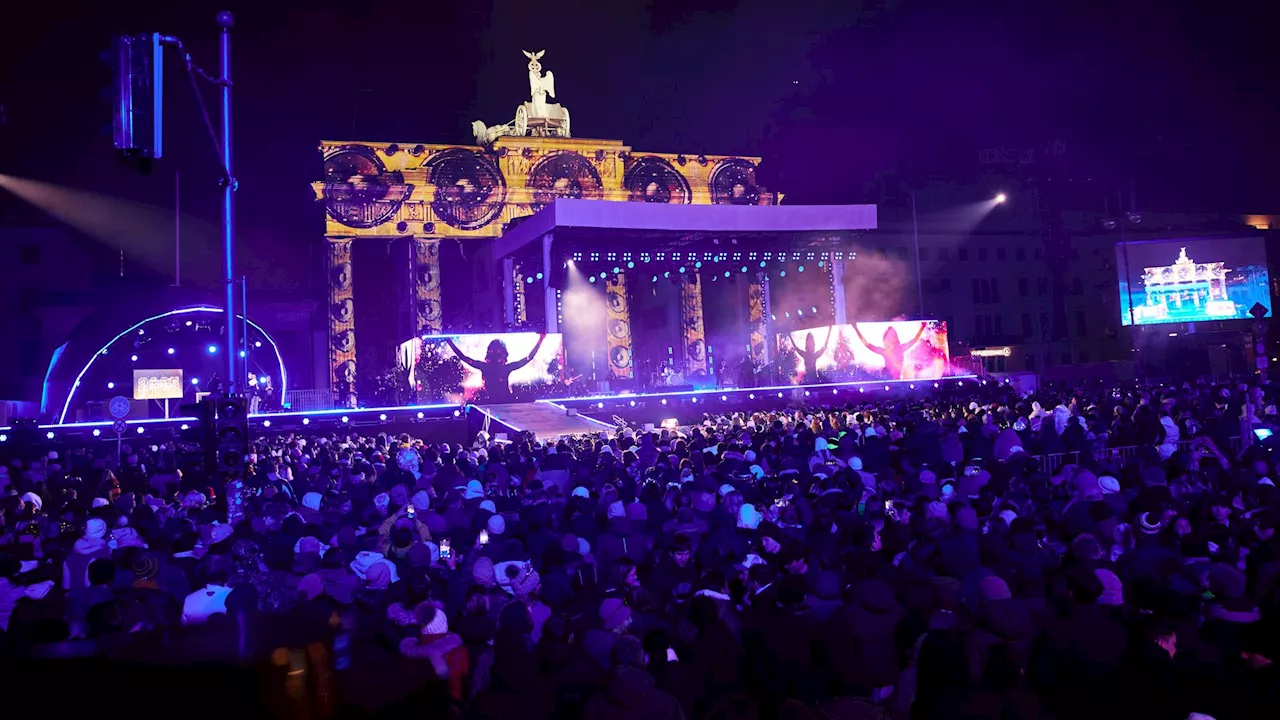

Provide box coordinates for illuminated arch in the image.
[56,306,288,424]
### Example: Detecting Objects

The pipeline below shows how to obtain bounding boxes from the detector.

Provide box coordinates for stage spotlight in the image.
[180,424,189,430]
[302,417,310,425]
[679,266,687,274]
[136,426,145,434]
[107,381,115,389]
[597,402,604,409]
[416,411,425,418]
[934,382,940,388]
[611,267,620,274]
[720,395,727,401]
[690,397,698,404]
[589,277,597,284]
[780,271,787,278]
[884,385,890,391]
[833,389,838,395]
[185,321,193,327]
[724,271,730,278]
[995,193,1007,204]
[663,271,670,279]
[92,428,101,437]
[379,413,388,421]
[453,410,461,417]
[535,272,544,280]
[661,398,668,405]
[770,314,776,321]
[341,415,349,423]
[566,259,574,267]
[693,262,701,269]
[191,378,199,385]
[859,388,865,394]
[238,350,246,358]
[207,344,217,354]
[910,384,915,389]
[798,310,804,316]
[777,392,783,398]
[804,391,810,397]
[740,266,747,273]
[797,265,805,272]
[811,306,818,313]
[652,275,658,283]
[599,272,607,279]
[167,348,175,355]
[626,261,634,269]
[254,341,262,348]
[131,354,138,362]
[263,420,271,428]
[46,431,55,439]
[629,400,636,407]
[748,394,755,400]
[785,312,791,318]
[759,260,766,268]
[0,434,6,442]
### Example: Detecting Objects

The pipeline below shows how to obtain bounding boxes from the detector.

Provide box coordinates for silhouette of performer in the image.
[445,334,547,403]
[789,328,832,381]
[854,323,925,380]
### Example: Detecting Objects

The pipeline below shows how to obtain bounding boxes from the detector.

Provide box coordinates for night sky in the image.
[2,0,1275,292]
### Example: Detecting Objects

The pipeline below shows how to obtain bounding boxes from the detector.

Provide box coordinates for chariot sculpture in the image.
[472,50,571,146]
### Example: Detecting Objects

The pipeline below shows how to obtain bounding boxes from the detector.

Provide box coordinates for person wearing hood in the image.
[583,635,684,720]
[63,517,111,591]
[821,577,906,694]
[597,500,652,568]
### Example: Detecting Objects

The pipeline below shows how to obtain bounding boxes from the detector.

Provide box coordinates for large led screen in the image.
[775,320,951,384]
[398,332,565,403]
[1117,237,1271,326]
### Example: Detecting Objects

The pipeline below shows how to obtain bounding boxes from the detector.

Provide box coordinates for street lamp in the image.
[994,193,1008,204]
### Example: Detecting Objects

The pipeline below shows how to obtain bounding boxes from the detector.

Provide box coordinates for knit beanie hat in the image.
[418,602,449,636]
[472,556,496,586]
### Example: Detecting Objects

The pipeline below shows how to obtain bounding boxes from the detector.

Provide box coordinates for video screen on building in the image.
[775,320,952,384]
[398,332,565,404]
[1116,237,1272,326]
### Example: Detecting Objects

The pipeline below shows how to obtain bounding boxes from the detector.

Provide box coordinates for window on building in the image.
[897,247,909,261]
[938,247,949,262]
[1035,247,1044,260]
[1072,276,1084,295]
[1016,247,1027,261]
[996,247,1007,261]
[1036,277,1049,296]
[978,247,988,262]
[991,279,1001,303]
[1061,352,1072,365]
[20,245,40,265]
[940,278,951,291]
[958,248,969,261]
[1018,278,1029,297]
[1075,310,1088,337]
[1022,312,1032,337]
[995,315,1004,336]
[1079,350,1090,363]
[972,279,982,303]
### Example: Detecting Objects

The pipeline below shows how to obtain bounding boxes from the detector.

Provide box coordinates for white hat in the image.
[607,500,626,519]
[848,457,864,471]
[479,499,497,514]
[571,486,590,498]
[1098,476,1121,494]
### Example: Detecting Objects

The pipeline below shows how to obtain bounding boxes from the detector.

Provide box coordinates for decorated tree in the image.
[832,328,857,372]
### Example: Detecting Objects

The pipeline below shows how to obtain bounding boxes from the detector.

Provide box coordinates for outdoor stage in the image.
[6,375,983,445]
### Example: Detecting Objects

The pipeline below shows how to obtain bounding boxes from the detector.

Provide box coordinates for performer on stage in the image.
[855,323,925,380]
[790,328,832,382]
[446,335,546,403]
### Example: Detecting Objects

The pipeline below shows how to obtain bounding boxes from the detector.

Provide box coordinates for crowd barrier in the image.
[1031,437,1243,475]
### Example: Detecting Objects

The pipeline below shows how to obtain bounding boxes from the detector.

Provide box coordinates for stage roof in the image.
[493,199,878,260]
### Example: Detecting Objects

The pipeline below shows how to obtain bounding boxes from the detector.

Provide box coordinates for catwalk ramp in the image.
[474,401,613,440]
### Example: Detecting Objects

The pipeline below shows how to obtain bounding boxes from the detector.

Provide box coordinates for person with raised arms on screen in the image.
[445,334,547,403]
[789,327,832,382]
[855,323,925,380]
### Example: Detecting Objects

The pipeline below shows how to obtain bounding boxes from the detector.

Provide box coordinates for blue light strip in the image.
[541,375,979,404]
[7,402,466,432]
[57,306,290,424]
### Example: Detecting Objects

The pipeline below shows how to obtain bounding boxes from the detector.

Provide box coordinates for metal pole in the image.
[218,11,238,393]
[241,274,249,382]
[174,170,180,286]
[542,233,558,333]
[911,190,924,318]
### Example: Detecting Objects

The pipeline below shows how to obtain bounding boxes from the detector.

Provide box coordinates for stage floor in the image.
[11,375,981,441]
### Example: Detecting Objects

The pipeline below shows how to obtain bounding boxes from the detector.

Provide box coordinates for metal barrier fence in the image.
[1032,437,1243,475]
[284,389,334,412]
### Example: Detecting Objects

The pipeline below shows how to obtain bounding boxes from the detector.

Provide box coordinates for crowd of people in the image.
[2,379,1279,719]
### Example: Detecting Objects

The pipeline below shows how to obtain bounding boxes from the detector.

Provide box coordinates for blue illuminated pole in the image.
[218,11,239,392]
